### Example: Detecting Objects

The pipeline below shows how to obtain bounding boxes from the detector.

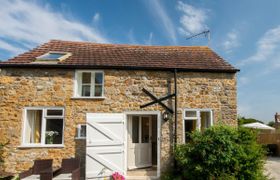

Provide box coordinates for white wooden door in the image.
[86,113,125,179]
[128,116,152,169]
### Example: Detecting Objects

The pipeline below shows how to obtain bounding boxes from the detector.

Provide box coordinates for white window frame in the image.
[74,70,105,99]
[183,108,213,143]
[21,107,65,148]
[76,124,86,139]
[36,51,72,61]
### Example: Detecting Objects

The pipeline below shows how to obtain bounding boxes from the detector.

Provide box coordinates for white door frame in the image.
[124,111,161,178]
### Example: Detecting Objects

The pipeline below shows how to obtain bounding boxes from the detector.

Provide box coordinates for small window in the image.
[184,109,213,143]
[75,71,104,98]
[77,124,86,139]
[36,52,71,62]
[23,108,64,146]
[185,111,197,119]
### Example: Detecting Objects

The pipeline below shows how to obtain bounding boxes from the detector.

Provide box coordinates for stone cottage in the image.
[0,40,238,179]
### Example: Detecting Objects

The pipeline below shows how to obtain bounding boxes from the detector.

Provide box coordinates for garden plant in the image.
[164,126,267,180]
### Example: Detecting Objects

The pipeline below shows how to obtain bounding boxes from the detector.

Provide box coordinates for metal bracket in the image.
[140,88,175,114]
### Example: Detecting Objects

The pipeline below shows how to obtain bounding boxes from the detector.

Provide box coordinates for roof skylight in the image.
[35,52,71,62]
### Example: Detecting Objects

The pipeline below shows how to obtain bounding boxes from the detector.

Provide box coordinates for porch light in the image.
[163,111,172,121]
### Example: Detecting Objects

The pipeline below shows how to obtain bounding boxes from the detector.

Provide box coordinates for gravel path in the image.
[265,157,280,179]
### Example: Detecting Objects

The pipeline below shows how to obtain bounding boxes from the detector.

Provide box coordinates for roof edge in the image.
[48,39,210,49]
[0,63,240,73]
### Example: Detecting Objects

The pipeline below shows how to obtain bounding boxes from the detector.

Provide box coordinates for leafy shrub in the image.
[161,168,182,180]
[237,115,264,126]
[175,126,266,180]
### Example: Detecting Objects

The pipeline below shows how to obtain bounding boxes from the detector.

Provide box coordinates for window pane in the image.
[38,53,66,60]
[94,85,103,97]
[82,72,91,83]
[82,85,91,96]
[185,111,197,118]
[80,125,86,137]
[95,72,103,84]
[141,117,150,143]
[132,116,139,143]
[25,110,42,144]
[47,109,63,116]
[184,120,196,143]
[201,112,211,132]
[45,119,63,144]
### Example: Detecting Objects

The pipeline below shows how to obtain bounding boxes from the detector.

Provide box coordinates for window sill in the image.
[75,137,86,140]
[71,96,106,100]
[18,144,64,149]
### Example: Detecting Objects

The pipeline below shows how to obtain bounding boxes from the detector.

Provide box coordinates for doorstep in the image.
[126,176,159,180]
[126,166,158,180]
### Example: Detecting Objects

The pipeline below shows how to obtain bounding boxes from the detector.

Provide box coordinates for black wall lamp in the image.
[163,111,172,121]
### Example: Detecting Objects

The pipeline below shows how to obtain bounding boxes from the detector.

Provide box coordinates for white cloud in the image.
[0,39,25,54]
[93,13,100,23]
[144,32,154,45]
[0,0,109,56]
[222,30,240,53]
[177,1,208,36]
[239,25,280,66]
[144,0,177,44]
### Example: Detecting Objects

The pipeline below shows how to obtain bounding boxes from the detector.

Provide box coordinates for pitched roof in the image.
[242,122,275,130]
[0,40,238,72]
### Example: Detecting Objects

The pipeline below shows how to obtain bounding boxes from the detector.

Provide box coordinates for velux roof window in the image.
[35,51,71,63]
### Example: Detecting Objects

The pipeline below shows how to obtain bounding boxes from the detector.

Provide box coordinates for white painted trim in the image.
[36,51,72,61]
[74,70,104,98]
[71,97,106,100]
[210,110,214,126]
[124,114,128,176]
[75,137,86,140]
[21,108,27,145]
[18,145,64,148]
[41,109,46,146]
[124,111,161,179]
[86,113,126,178]
[182,108,214,143]
[73,70,78,98]
[87,152,124,173]
[45,108,64,117]
[21,107,65,147]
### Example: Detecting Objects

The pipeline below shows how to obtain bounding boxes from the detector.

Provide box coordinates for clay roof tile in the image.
[0,40,238,72]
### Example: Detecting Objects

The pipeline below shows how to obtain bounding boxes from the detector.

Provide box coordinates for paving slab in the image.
[265,157,280,179]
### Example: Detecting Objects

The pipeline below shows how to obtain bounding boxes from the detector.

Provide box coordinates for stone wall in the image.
[0,68,237,174]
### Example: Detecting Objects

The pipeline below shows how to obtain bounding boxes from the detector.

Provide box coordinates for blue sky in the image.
[0,0,280,123]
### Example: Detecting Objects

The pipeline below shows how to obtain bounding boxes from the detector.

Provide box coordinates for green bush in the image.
[175,126,266,180]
